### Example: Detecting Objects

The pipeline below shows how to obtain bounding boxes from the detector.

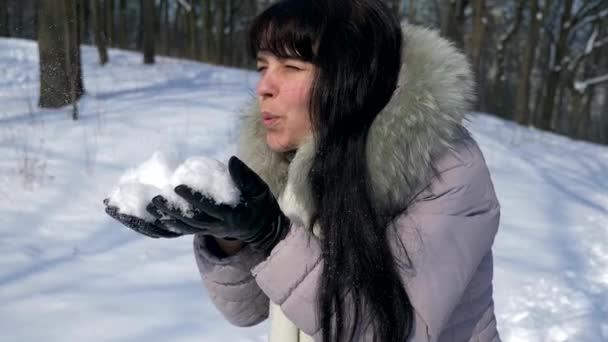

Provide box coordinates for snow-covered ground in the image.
[0,38,606,342]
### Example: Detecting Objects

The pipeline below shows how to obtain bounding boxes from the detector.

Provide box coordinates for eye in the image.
[256,65,267,72]
[285,65,303,71]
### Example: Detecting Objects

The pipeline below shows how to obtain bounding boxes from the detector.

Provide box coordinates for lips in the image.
[261,111,280,127]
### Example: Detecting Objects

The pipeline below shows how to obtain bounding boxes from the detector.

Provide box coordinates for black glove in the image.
[152,156,290,252]
[103,198,185,238]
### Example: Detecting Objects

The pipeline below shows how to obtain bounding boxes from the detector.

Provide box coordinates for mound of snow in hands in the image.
[106,152,241,221]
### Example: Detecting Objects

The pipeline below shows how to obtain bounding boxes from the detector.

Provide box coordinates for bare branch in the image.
[574,73,608,93]
[568,31,608,73]
[497,0,525,53]
[573,0,606,24]
[594,37,608,48]
[177,0,192,12]
[568,27,598,72]
[571,8,608,33]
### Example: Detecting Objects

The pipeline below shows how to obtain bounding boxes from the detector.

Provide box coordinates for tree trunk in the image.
[218,0,226,64]
[408,0,418,24]
[442,0,466,50]
[0,0,9,37]
[494,0,524,89]
[515,0,542,126]
[142,0,155,64]
[93,0,109,64]
[69,0,84,100]
[601,86,608,144]
[137,0,144,49]
[117,0,128,49]
[228,0,236,65]
[592,16,607,143]
[163,0,169,55]
[38,0,83,108]
[173,3,182,57]
[104,0,114,46]
[470,0,486,110]
[78,0,87,44]
[188,0,197,59]
[12,1,23,37]
[64,0,82,119]
[158,0,167,54]
[470,0,485,71]
[492,0,525,118]
[202,0,215,62]
[385,0,401,18]
[570,91,590,139]
[540,0,574,131]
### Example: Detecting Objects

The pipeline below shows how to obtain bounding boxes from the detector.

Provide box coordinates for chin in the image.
[266,134,295,153]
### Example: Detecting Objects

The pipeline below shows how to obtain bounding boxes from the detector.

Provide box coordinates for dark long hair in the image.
[249,1,413,341]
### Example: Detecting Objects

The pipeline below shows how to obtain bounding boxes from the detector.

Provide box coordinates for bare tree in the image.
[64,0,83,119]
[117,0,128,49]
[218,0,226,64]
[159,0,169,54]
[565,20,608,138]
[38,0,84,110]
[470,0,486,110]
[93,0,109,64]
[539,0,574,130]
[187,0,198,59]
[407,0,418,24]
[442,0,468,49]
[77,0,87,45]
[201,0,215,62]
[142,0,155,64]
[104,0,114,46]
[493,1,524,103]
[515,0,544,126]
[384,0,402,18]
[0,0,8,37]
[538,0,608,131]
[489,0,525,117]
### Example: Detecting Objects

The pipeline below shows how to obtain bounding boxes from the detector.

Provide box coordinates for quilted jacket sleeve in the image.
[193,234,270,327]
[394,137,501,339]
[249,137,500,340]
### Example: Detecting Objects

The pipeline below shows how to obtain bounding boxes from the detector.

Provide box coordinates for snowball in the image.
[118,151,178,188]
[107,152,241,222]
[172,157,241,206]
[106,182,160,222]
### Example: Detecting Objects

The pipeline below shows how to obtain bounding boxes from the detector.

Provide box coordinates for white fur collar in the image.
[236,24,474,228]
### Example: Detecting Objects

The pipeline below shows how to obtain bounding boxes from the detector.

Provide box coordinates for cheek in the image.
[295,83,312,111]
[266,79,313,152]
[287,82,312,126]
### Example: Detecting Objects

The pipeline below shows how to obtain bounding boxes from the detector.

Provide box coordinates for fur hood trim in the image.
[236,24,475,228]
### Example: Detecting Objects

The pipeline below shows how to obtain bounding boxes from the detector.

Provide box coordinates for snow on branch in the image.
[177,0,192,12]
[574,74,608,93]
[568,30,608,73]
[585,28,598,54]
[573,1,606,22]
[594,37,608,48]
[497,0,525,53]
[571,8,608,33]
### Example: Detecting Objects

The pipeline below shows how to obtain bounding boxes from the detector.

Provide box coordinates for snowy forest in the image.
[1,0,607,143]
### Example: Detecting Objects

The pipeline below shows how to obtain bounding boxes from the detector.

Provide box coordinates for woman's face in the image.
[256,51,315,152]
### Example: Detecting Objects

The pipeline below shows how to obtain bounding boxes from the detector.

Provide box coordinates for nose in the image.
[256,70,278,100]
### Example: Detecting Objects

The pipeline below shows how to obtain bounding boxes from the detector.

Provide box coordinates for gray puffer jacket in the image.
[194,24,501,342]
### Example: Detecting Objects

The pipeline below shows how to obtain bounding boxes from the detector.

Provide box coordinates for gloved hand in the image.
[152,156,290,252]
[103,198,184,238]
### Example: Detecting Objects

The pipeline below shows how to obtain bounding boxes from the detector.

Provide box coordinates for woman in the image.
[104,0,501,341]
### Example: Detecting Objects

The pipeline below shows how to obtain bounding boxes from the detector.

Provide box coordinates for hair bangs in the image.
[248,1,321,62]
